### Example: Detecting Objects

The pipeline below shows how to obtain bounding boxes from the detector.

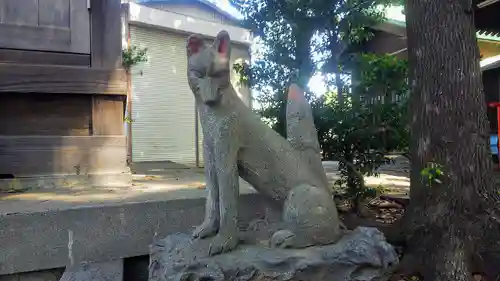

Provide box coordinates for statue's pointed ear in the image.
[213,30,231,60]
[187,34,205,57]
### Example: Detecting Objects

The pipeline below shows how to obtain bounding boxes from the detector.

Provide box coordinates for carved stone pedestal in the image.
[149,227,398,281]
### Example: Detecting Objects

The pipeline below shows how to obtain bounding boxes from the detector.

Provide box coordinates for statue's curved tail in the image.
[270,183,342,248]
[286,84,329,188]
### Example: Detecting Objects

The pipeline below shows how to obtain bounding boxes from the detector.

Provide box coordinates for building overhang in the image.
[475,0,500,36]
[125,2,253,46]
[370,17,500,71]
[481,55,500,71]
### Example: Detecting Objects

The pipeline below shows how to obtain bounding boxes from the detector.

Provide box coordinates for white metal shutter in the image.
[130,25,198,166]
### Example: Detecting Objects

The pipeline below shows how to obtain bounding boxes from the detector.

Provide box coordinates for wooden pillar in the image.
[90,0,125,138]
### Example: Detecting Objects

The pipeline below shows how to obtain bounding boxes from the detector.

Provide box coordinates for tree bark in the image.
[327,31,346,105]
[293,27,315,90]
[401,0,500,280]
[335,71,344,105]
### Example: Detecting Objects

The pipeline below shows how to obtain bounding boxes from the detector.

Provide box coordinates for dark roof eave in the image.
[475,1,500,37]
[373,19,500,42]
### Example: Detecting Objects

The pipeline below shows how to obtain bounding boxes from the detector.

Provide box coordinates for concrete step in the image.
[0,181,277,276]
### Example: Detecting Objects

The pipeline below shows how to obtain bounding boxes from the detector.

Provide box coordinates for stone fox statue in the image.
[186,30,342,256]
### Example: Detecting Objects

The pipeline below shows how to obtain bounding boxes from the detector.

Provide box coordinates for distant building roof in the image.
[384,17,500,42]
[137,0,241,24]
[481,55,500,71]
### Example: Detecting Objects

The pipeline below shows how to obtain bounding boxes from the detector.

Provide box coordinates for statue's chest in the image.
[198,106,219,128]
[198,106,239,140]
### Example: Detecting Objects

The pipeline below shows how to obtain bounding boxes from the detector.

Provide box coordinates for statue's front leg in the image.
[208,141,240,256]
[193,142,220,239]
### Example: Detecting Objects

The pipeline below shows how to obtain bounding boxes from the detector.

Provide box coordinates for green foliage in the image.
[421,162,445,187]
[230,0,399,136]
[249,60,296,137]
[124,116,135,124]
[354,53,409,101]
[353,53,410,153]
[233,61,252,87]
[313,96,406,207]
[312,54,409,210]
[122,45,148,70]
[123,45,147,126]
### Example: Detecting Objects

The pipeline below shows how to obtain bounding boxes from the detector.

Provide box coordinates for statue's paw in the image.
[192,220,218,239]
[208,233,239,256]
[270,229,296,248]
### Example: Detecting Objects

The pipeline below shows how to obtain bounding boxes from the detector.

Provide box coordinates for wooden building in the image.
[0,0,130,189]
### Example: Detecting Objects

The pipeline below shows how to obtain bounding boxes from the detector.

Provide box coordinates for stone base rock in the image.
[148,227,398,281]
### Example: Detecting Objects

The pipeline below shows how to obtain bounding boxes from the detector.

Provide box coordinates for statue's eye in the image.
[191,69,203,78]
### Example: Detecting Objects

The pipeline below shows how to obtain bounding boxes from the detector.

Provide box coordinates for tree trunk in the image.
[400,0,500,280]
[328,32,346,105]
[335,71,344,105]
[293,27,314,90]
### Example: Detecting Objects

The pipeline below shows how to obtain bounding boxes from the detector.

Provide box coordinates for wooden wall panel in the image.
[0,0,91,53]
[0,93,91,136]
[92,95,125,135]
[0,49,90,66]
[0,136,126,176]
[0,63,127,95]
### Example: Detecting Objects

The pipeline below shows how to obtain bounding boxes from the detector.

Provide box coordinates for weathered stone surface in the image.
[149,227,398,281]
[0,268,64,281]
[59,260,123,281]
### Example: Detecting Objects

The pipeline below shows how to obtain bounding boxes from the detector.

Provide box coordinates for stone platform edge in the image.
[0,172,133,193]
[0,191,280,276]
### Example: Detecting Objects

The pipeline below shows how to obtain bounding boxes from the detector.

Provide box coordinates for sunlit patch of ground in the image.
[0,168,254,214]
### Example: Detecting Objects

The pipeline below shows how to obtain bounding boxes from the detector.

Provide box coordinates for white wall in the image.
[144,3,235,25]
[127,2,252,46]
